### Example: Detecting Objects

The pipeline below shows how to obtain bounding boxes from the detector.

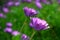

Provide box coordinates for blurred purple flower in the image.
[21,0,26,2]
[0,13,6,18]
[21,0,31,3]
[58,0,60,4]
[14,2,20,6]
[21,34,29,40]
[7,1,14,6]
[41,0,47,3]
[11,31,20,36]
[41,0,50,4]
[23,7,38,17]
[26,0,32,3]
[3,7,9,13]
[0,13,4,18]
[30,17,49,30]
[35,2,42,8]
[23,7,29,13]
[4,27,12,33]
[35,0,40,2]
[6,22,12,27]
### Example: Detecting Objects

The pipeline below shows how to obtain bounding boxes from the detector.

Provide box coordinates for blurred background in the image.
[0,0,60,40]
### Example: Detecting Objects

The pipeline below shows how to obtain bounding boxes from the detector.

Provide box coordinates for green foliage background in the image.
[0,0,60,40]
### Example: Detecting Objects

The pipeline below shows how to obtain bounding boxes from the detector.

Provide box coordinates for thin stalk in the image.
[30,30,36,40]
[20,18,27,32]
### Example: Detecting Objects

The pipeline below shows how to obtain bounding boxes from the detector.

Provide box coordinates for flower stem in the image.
[30,30,36,40]
[20,19,27,32]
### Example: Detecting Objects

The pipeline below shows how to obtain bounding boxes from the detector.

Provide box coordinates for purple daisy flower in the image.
[23,7,38,17]
[11,31,20,36]
[23,7,29,13]
[21,34,29,40]
[4,27,12,33]
[30,17,49,30]
[6,22,12,28]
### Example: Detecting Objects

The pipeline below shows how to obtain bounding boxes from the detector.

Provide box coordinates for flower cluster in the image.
[0,0,52,40]
[0,0,20,36]
[23,7,50,30]
[0,0,20,13]
[0,0,30,39]
[4,22,20,36]
[22,0,54,8]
